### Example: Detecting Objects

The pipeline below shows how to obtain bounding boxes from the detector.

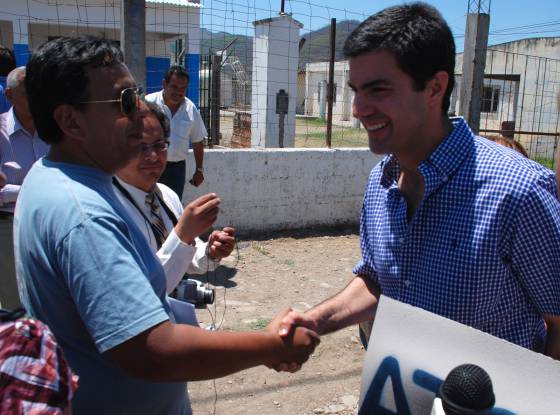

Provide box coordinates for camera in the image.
[176,279,215,308]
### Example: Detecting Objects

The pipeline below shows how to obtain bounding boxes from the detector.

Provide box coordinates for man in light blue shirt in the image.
[16,36,319,415]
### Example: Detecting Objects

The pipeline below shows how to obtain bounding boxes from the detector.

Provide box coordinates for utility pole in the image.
[121,0,146,87]
[459,0,490,134]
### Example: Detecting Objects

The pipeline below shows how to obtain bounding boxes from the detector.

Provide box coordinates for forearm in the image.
[112,321,285,382]
[544,314,560,361]
[307,275,380,335]
[192,141,204,169]
[187,239,218,274]
[157,231,197,293]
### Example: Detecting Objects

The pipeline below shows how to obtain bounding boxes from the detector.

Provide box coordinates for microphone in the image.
[431,364,495,415]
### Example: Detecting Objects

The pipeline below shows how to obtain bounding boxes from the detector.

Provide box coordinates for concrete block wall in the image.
[182,148,381,234]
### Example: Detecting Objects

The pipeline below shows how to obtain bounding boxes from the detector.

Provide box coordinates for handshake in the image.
[264,307,320,372]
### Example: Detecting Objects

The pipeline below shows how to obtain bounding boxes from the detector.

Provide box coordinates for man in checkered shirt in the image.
[276,2,560,364]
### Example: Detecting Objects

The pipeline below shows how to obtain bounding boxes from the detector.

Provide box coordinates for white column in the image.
[251,15,303,148]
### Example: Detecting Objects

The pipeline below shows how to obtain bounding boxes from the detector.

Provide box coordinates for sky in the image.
[200,0,560,51]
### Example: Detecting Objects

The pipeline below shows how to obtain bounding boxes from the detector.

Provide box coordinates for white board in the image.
[359,296,560,415]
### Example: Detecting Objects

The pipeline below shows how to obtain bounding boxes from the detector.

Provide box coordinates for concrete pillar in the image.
[459,12,490,134]
[121,0,146,88]
[251,14,303,148]
[13,17,30,66]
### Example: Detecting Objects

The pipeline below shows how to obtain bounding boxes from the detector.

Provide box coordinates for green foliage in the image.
[248,318,269,331]
[533,156,555,170]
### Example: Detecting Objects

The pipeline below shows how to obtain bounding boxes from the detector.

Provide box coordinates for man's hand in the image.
[190,170,204,187]
[207,227,236,260]
[0,171,6,189]
[272,308,320,372]
[264,308,320,372]
[174,193,220,244]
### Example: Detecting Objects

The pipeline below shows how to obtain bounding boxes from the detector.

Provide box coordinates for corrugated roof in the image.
[147,0,202,8]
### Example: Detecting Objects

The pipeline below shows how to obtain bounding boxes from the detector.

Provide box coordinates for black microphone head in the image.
[439,364,495,415]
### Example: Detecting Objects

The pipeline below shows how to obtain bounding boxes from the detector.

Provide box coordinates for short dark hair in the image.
[164,65,189,84]
[145,101,170,139]
[343,2,455,114]
[0,45,16,77]
[25,36,123,144]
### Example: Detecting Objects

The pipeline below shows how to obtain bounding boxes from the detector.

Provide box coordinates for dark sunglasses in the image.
[80,87,144,116]
[140,140,170,156]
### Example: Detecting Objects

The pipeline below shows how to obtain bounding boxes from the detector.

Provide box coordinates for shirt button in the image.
[403,280,411,287]
[399,237,404,244]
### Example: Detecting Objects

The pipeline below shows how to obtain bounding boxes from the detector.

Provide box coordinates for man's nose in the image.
[352,94,373,120]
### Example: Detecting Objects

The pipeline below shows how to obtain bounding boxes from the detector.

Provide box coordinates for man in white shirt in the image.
[145,65,206,199]
[114,101,235,298]
[0,66,49,309]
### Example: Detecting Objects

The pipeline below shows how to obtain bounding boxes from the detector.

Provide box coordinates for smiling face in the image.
[349,50,432,158]
[162,74,188,109]
[117,112,167,192]
[77,63,146,174]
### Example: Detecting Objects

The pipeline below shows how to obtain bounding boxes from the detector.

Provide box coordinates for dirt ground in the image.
[188,230,366,415]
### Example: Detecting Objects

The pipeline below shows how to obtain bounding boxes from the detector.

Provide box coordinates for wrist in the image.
[195,167,204,173]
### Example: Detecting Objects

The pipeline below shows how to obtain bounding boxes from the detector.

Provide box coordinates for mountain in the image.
[298,20,361,68]
[198,19,360,74]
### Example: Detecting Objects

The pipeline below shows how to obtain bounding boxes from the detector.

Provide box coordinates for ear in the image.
[4,88,13,103]
[425,71,449,109]
[53,104,87,142]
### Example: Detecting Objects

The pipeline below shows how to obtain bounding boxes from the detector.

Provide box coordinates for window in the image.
[481,86,500,113]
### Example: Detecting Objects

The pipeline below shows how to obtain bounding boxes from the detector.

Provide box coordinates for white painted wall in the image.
[182,148,381,234]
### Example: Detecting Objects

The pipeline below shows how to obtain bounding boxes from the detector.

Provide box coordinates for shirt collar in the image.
[6,107,33,137]
[114,176,151,208]
[379,117,475,194]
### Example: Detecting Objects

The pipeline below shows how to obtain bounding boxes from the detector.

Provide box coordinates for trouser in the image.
[160,160,186,200]
[0,214,21,310]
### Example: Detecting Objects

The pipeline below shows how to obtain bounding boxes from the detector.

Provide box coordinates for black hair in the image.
[145,101,170,139]
[25,36,124,144]
[343,2,455,114]
[0,45,16,77]
[164,65,189,84]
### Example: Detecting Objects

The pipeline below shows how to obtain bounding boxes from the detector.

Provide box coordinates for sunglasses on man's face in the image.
[80,87,144,116]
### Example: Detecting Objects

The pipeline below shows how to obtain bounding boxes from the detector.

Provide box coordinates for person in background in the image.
[0,45,16,113]
[278,2,560,365]
[16,35,318,415]
[114,101,235,297]
[0,66,49,309]
[484,134,528,158]
[146,65,206,199]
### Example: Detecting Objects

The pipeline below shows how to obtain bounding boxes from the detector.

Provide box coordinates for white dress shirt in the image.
[113,177,218,293]
[145,90,207,162]
[0,108,49,213]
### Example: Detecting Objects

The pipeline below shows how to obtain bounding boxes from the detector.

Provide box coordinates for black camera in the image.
[176,279,215,308]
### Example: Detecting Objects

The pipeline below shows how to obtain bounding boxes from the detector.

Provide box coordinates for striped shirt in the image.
[354,117,560,350]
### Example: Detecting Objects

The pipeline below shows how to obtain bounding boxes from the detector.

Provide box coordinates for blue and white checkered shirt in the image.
[354,117,560,350]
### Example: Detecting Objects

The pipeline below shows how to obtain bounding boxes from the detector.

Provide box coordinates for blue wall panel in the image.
[145,56,170,94]
[13,44,30,66]
[185,54,200,107]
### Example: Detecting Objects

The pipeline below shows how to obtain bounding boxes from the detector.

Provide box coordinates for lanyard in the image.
[112,177,179,248]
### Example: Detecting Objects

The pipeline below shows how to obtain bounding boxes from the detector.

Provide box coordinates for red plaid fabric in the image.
[0,317,78,414]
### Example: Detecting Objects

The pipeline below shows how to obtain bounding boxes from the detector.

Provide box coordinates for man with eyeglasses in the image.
[146,65,206,199]
[113,101,235,299]
[15,36,319,415]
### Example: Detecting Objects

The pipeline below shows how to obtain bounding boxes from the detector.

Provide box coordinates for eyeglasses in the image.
[140,140,169,156]
[80,87,144,116]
